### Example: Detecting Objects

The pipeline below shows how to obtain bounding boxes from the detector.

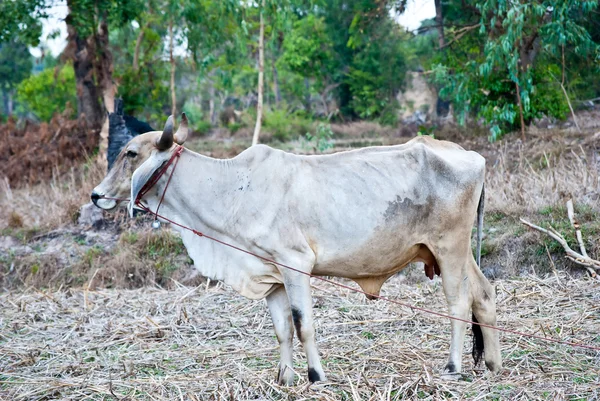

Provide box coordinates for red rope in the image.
[102,147,600,353]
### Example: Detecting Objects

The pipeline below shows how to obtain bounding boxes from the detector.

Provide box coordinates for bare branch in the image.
[440,24,481,49]
[520,218,599,277]
[566,199,588,258]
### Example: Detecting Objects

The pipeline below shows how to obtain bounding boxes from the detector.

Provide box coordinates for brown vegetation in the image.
[0,111,100,187]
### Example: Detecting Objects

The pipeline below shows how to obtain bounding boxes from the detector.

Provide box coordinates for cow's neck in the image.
[145,148,247,235]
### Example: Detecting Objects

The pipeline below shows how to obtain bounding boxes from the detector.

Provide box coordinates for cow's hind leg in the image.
[283,273,326,383]
[468,259,502,373]
[438,252,471,377]
[266,285,295,385]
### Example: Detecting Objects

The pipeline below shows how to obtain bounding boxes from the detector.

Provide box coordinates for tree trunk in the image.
[272,49,281,106]
[96,13,115,164]
[515,81,525,141]
[65,8,103,129]
[251,1,265,146]
[209,82,216,125]
[2,91,7,116]
[434,0,445,49]
[169,19,176,118]
[7,91,13,116]
[96,14,114,114]
[304,78,311,114]
[133,22,148,71]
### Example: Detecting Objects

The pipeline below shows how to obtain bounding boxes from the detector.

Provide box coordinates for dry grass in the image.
[485,131,600,215]
[0,158,107,230]
[1,272,599,400]
[330,121,399,138]
[0,224,201,291]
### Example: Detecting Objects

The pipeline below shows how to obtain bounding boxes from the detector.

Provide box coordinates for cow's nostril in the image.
[91,193,100,205]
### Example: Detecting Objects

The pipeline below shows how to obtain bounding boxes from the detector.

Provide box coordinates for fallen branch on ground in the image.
[566,199,588,259]
[520,213,599,278]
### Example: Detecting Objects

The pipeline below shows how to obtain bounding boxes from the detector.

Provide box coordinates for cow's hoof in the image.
[277,365,294,386]
[441,362,461,381]
[308,367,326,383]
[440,372,462,381]
[485,359,502,374]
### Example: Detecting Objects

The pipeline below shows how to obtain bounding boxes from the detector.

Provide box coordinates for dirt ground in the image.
[1,272,599,400]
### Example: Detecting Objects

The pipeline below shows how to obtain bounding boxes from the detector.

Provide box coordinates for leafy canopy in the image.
[431,0,599,140]
[17,64,77,122]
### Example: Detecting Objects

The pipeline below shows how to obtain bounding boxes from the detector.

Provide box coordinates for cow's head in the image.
[91,113,188,212]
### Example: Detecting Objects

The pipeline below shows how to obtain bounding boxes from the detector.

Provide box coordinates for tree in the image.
[252,0,265,146]
[279,14,336,109]
[431,0,599,140]
[434,0,444,49]
[0,0,45,46]
[278,0,412,120]
[0,38,33,116]
[16,64,77,121]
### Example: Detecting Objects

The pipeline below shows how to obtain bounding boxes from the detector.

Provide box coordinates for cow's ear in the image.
[174,112,188,145]
[129,153,169,217]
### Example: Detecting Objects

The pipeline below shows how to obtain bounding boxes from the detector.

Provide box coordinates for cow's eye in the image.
[126,150,137,158]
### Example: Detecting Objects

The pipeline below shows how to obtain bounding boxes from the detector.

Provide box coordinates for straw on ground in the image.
[1,272,599,400]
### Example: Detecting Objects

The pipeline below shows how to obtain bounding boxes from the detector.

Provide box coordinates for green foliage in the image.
[417,125,436,137]
[305,123,334,152]
[263,108,312,142]
[0,0,45,45]
[432,0,599,140]
[279,15,335,91]
[345,14,410,118]
[16,64,77,122]
[530,64,569,121]
[0,39,33,91]
[6,0,600,139]
[65,0,147,38]
[276,0,412,118]
[182,103,212,135]
[378,106,399,127]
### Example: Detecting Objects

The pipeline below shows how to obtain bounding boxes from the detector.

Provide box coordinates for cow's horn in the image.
[174,112,188,145]
[156,115,174,150]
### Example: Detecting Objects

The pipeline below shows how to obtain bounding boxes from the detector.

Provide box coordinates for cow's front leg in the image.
[266,285,295,385]
[284,273,326,383]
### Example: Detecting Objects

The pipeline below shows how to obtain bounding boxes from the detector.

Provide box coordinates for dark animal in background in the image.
[107,98,154,170]
[219,106,242,127]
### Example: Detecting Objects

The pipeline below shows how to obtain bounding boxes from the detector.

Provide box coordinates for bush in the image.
[305,123,334,152]
[16,64,77,122]
[378,101,400,127]
[263,108,312,142]
[530,64,569,121]
[182,102,212,135]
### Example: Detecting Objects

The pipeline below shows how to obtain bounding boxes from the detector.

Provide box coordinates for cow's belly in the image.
[311,240,423,279]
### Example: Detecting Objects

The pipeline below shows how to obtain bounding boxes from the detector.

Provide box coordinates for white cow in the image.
[92,114,501,385]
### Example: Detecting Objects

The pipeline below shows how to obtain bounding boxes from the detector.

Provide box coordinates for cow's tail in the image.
[476,184,485,269]
[472,314,484,366]
[473,184,485,366]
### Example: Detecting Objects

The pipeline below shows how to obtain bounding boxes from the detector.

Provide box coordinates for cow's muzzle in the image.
[90,190,117,210]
